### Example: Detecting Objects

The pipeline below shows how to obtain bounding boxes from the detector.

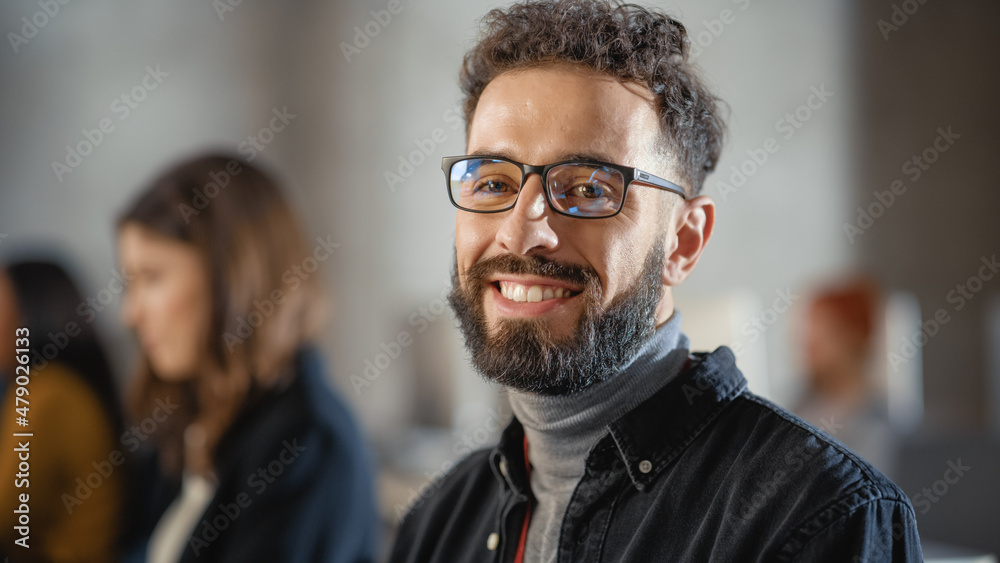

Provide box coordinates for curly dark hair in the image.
[460,0,726,194]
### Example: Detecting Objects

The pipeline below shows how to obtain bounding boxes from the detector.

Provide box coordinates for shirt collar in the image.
[490,417,530,497]
[607,346,747,490]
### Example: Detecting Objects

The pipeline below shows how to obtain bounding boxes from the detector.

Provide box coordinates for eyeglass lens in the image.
[449,158,626,217]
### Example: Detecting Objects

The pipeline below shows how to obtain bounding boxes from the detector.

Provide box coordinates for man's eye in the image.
[473,178,513,194]
[571,183,607,199]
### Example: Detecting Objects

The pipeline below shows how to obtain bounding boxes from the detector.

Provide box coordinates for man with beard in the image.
[389,2,922,562]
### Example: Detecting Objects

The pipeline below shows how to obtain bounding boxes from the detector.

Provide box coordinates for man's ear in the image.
[662,195,715,286]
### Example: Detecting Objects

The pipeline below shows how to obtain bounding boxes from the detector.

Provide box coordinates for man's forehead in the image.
[467,66,661,165]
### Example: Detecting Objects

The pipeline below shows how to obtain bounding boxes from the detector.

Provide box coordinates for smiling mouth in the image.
[493,280,582,303]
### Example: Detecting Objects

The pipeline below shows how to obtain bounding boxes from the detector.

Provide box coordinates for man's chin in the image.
[485,314,577,348]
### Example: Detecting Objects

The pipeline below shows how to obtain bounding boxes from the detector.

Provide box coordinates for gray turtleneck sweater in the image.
[508,312,690,563]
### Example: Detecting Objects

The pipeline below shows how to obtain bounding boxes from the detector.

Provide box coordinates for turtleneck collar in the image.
[508,311,690,478]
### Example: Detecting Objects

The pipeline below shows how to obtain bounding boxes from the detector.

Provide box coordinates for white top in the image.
[146,472,217,563]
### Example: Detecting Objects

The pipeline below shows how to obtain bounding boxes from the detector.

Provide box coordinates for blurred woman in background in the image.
[0,259,125,562]
[117,154,377,562]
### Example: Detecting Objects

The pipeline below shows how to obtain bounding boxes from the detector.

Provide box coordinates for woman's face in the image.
[119,223,211,381]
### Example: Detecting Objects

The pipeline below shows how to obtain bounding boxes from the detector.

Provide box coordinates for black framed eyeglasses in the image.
[442,155,687,219]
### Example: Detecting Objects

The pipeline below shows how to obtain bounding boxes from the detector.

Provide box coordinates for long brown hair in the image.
[117,153,325,476]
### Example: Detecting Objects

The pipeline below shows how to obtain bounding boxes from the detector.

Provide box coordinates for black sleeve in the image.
[783,497,923,562]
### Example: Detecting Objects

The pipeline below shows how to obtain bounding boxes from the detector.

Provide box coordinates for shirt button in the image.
[487,532,500,551]
[499,458,509,479]
[638,460,653,474]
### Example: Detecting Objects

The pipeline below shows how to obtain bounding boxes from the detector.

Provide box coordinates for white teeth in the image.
[527,286,543,303]
[498,281,574,303]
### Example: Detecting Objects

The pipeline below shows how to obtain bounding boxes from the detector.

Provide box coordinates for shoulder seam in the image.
[738,392,895,494]
[775,496,917,562]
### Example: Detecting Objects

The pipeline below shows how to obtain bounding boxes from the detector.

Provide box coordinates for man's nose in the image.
[495,174,559,255]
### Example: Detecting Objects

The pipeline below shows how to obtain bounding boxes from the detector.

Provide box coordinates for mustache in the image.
[463,253,599,289]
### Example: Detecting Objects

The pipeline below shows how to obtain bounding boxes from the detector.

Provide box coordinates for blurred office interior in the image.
[1,0,998,559]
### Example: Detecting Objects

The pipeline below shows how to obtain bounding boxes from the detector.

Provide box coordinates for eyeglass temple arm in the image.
[634,169,688,199]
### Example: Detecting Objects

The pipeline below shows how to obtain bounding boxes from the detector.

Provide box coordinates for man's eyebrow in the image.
[467,149,621,165]
[468,148,520,161]
[558,152,619,165]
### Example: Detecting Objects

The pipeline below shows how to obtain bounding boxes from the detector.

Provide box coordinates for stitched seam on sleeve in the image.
[775,496,916,562]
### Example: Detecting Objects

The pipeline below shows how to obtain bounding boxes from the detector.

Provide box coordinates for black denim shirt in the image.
[389,347,922,562]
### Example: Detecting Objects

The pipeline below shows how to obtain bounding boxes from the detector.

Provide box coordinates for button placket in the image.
[558,447,629,563]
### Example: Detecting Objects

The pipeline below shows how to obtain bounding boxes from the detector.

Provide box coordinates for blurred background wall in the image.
[1,0,996,557]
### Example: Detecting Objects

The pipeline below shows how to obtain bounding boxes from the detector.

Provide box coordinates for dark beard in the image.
[448,237,666,396]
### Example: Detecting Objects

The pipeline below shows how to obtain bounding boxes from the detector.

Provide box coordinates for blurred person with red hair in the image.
[795,277,899,475]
